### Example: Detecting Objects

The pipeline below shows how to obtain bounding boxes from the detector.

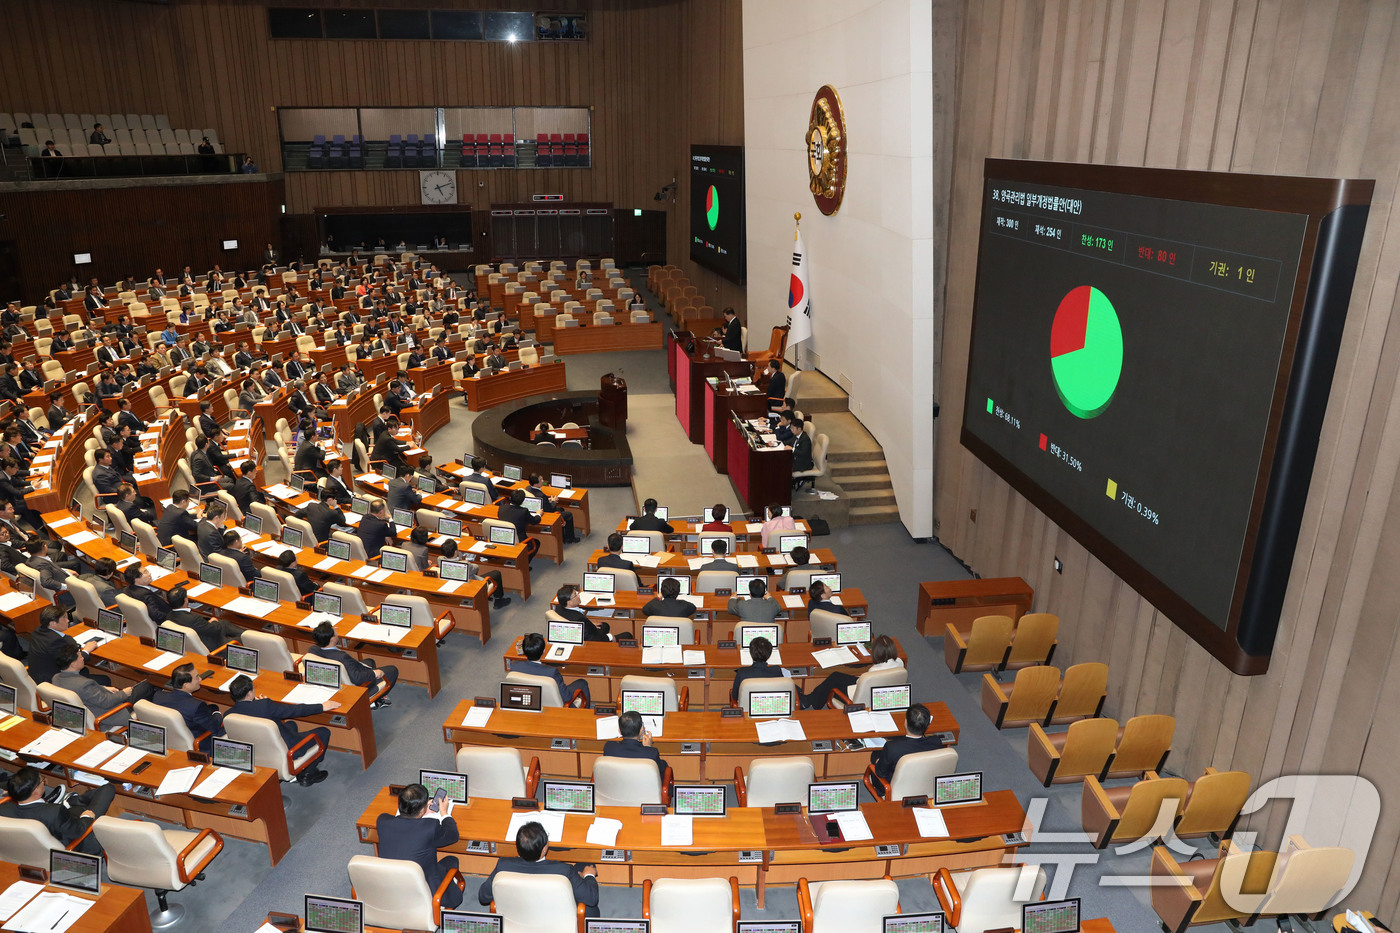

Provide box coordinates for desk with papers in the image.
[0,860,150,933]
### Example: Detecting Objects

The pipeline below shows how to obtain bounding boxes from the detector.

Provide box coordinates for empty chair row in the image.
[981,662,1108,728]
[1029,712,1175,785]
[945,611,1058,674]
[3,111,183,132]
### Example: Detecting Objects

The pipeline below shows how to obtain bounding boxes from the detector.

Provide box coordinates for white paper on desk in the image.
[314,556,341,570]
[660,814,693,846]
[641,645,682,665]
[833,810,874,841]
[437,580,464,594]
[367,568,395,583]
[155,765,201,797]
[4,890,94,933]
[102,746,146,774]
[349,621,407,644]
[437,499,463,511]
[462,706,493,728]
[682,594,706,608]
[0,591,32,612]
[359,473,384,484]
[191,766,241,799]
[586,817,622,846]
[829,595,844,607]
[76,629,119,650]
[912,807,950,838]
[265,483,297,498]
[446,465,468,477]
[255,543,297,560]
[642,715,664,737]
[301,611,339,629]
[226,596,279,616]
[146,565,177,581]
[559,488,581,499]
[0,880,44,923]
[146,650,185,671]
[754,719,806,743]
[349,565,376,579]
[61,530,98,545]
[782,594,804,609]
[468,541,490,554]
[595,717,622,740]
[342,513,363,526]
[631,553,662,568]
[186,582,215,598]
[772,554,794,566]
[74,739,125,769]
[735,554,760,568]
[547,644,575,661]
[211,671,243,692]
[507,809,565,843]
[740,647,782,667]
[846,710,898,734]
[284,684,337,705]
[20,729,82,757]
[133,471,161,482]
[682,649,706,665]
[812,646,857,669]
[686,557,707,570]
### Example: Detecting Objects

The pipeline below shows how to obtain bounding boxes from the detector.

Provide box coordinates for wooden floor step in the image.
[847,488,898,508]
[835,475,893,491]
[849,504,901,525]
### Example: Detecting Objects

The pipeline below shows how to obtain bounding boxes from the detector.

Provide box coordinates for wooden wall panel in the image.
[935,0,1400,911]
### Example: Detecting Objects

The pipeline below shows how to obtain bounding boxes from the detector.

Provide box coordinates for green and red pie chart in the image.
[1050,285,1123,419]
[705,185,719,230]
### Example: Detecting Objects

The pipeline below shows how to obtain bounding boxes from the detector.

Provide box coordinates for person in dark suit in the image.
[165,586,241,651]
[807,580,848,617]
[116,397,147,435]
[308,621,396,707]
[114,483,157,527]
[791,416,814,478]
[216,529,260,582]
[53,644,154,730]
[629,498,674,534]
[774,410,798,445]
[721,307,742,352]
[228,674,337,785]
[46,391,71,431]
[597,533,635,571]
[371,418,410,471]
[296,487,344,543]
[153,663,225,753]
[554,585,610,642]
[27,606,102,685]
[91,448,126,504]
[510,632,589,707]
[867,703,945,796]
[312,373,335,406]
[275,550,318,599]
[83,286,104,314]
[603,709,668,779]
[231,461,265,515]
[478,821,598,916]
[157,489,200,545]
[122,563,171,623]
[355,498,395,560]
[378,783,464,909]
[189,435,219,487]
[197,402,219,441]
[386,473,421,514]
[525,473,576,543]
[698,538,740,573]
[0,766,116,856]
[196,500,227,557]
[765,359,787,409]
[730,635,785,705]
[641,576,696,619]
[498,489,539,561]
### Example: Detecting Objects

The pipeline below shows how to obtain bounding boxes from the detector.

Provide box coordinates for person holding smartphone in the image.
[376,783,464,908]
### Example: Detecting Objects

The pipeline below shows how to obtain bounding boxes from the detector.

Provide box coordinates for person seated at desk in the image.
[478,821,598,917]
[868,703,944,796]
[387,471,422,514]
[157,489,200,546]
[729,577,780,625]
[731,635,786,705]
[153,662,225,753]
[28,606,109,686]
[597,533,634,570]
[699,538,739,573]
[791,415,813,483]
[336,363,360,394]
[77,557,120,607]
[0,364,21,402]
[308,620,397,709]
[375,783,464,908]
[46,391,71,431]
[232,460,266,516]
[641,576,696,619]
[312,372,336,407]
[22,539,76,608]
[498,489,542,564]
[774,410,799,445]
[701,503,731,533]
[371,417,410,471]
[555,584,612,642]
[0,524,30,576]
[804,634,903,711]
[228,673,337,786]
[215,530,260,583]
[781,546,815,589]
[115,482,157,527]
[296,486,344,543]
[0,765,115,857]
[53,643,154,729]
[759,503,797,549]
[196,500,228,557]
[275,550,318,600]
[122,563,171,623]
[167,585,241,650]
[764,359,787,410]
[356,498,396,560]
[630,498,674,534]
[438,539,510,610]
[511,632,590,707]
[807,580,847,617]
[604,709,667,778]
[197,401,220,440]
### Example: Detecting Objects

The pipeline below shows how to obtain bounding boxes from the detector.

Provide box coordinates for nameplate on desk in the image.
[637,586,653,596]
[901,795,929,808]
[284,671,303,682]
[389,785,406,797]
[17,865,46,883]
[594,705,617,717]
[586,666,606,676]
[187,751,209,765]
[138,636,156,648]
[466,840,497,854]
[721,707,743,718]
[717,640,737,650]
[680,742,700,755]
[773,803,802,815]
[639,804,667,816]
[511,797,540,810]
[31,711,51,726]
[550,737,574,750]
[812,637,833,648]
[474,696,497,707]
[935,731,956,744]
[600,849,629,863]
[875,843,903,858]
[206,654,226,667]
[810,740,834,753]
[266,913,301,932]
[714,588,732,597]
[618,638,637,649]
[842,703,867,714]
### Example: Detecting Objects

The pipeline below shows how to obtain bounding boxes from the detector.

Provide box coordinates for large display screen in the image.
[690,145,746,283]
[961,160,1372,674]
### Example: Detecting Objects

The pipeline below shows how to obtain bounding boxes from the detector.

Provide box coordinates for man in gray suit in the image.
[698,537,740,574]
[52,644,154,728]
[727,577,780,624]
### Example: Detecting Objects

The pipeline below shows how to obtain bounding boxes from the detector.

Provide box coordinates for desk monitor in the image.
[198,562,223,587]
[313,591,342,616]
[620,689,665,716]
[672,784,726,817]
[50,849,101,895]
[747,690,793,719]
[212,737,256,773]
[738,624,780,648]
[1023,899,1081,933]
[391,507,414,527]
[51,699,86,734]
[542,780,595,814]
[442,911,504,933]
[807,781,860,813]
[437,516,464,538]
[379,549,408,573]
[501,682,543,712]
[835,620,871,646]
[97,607,124,636]
[640,624,680,648]
[883,913,945,933]
[621,535,650,555]
[737,924,802,933]
[251,577,280,603]
[12,573,31,596]
[350,497,371,516]
[437,558,471,583]
[243,513,264,536]
[736,574,764,595]
[461,486,487,506]
[870,684,912,714]
[934,772,984,808]
[698,534,729,556]
[416,474,437,494]
[289,472,307,494]
[69,498,83,518]
[582,572,615,595]
[0,683,12,715]
[585,921,648,933]
[156,546,179,571]
[777,534,808,554]
[327,539,352,561]
[305,894,364,933]
[281,526,304,549]
[225,643,259,675]
[488,524,517,546]
[521,496,543,517]
[382,464,399,480]
[127,720,167,756]
[548,619,584,645]
[652,506,669,520]
[550,472,572,489]
[379,604,412,629]
[702,507,716,524]
[155,626,186,656]
[119,530,138,554]
[810,572,842,593]
[502,464,523,481]
[656,572,691,596]
[420,769,469,803]
[303,659,342,689]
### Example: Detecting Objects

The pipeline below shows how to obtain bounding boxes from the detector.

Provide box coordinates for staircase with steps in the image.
[790,368,900,526]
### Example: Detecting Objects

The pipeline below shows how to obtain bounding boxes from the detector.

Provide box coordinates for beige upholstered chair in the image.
[931,865,1048,933]
[454,746,541,800]
[865,747,959,801]
[348,854,465,932]
[798,877,900,933]
[94,816,223,928]
[224,712,324,783]
[489,872,586,933]
[734,756,815,808]
[644,876,740,933]
[593,756,670,807]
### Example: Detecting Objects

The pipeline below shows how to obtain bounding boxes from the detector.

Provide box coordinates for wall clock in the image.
[420,170,457,205]
[807,84,847,215]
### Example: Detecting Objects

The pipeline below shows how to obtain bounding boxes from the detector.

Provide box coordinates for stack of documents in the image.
[812,646,857,668]
[754,719,807,743]
[462,707,493,728]
[642,645,682,665]
[284,684,337,705]
[832,810,873,841]
[507,809,565,842]
[155,765,202,797]
[846,710,898,733]
[586,818,622,846]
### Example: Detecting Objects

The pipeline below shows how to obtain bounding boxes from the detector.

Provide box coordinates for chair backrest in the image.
[1262,838,1355,916]
[1002,665,1062,724]
[0,654,39,710]
[240,630,297,673]
[133,698,197,751]
[848,666,911,707]
[454,746,528,799]
[216,490,244,522]
[1006,612,1059,666]
[92,816,193,891]
[322,582,368,616]
[171,534,202,574]
[810,879,900,932]
[628,529,666,552]
[647,877,736,933]
[382,594,434,627]
[104,503,133,536]
[491,872,580,933]
[957,865,1048,933]
[643,616,695,645]
[259,567,301,604]
[504,670,566,708]
[744,756,815,808]
[519,345,539,366]
[66,576,108,623]
[348,854,437,931]
[37,681,103,731]
[283,516,317,547]
[224,712,294,779]
[249,502,282,535]
[1057,717,1120,780]
[208,552,246,589]
[331,530,368,562]
[0,816,65,865]
[1052,662,1108,722]
[161,618,211,656]
[1113,775,1191,844]
[964,615,1015,667]
[380,545,418,572]
[888,747,960,799]
[618,674,681,712]
[1175,769,1252,838]
[784,568,819,591]
[593,756,663,806]
[1110,714,1175,776]
[735,676,800,713]
[805,607,845,642]
[115,592,158,640]
[694,570,737,594]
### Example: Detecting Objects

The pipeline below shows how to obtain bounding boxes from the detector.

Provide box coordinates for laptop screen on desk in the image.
[869,684,911,713]
[305,895,364,933]
[620,690,665,716]
[835,620,870,646]
[934,772,984,807]
[251,578,280,603]
[127,720,167,755]
[810,572,841,593]
[461,486,486,506]
[542,780,595,813]
[438,558,471,582]
[777,534,808,554]
[621,534,650,554]
[656,573,690,596]
[747,690,792,718]
[379,549,408,573]
[50,850,101,895]
[157,546,179,570]
[225,644,259,675]
[488,525,517,545]
[51,699,86,734]
[303,659,341,689]
[155,626,185,655]
[212,737,255,773]
[738,624,779,648]
[97,607,124,636]
[199,563,223,587]
[379,604,411,628]
[807,781,860,813]
[521,496,543,517]
[442,911,503,933]
[672,785,725,817]
[582,572,615,594]
[350,497,370,516]
[0,683,14,716]
[500,682,543,711]
[420,769,469,803]
[416,475,436,494]
[883,913,945,933]
[502,464,523,481]
[313,591,341,616]
[391,508,414,528]
[641,625,680,648]
[243,514,263,536]
[550,472,572,489]
[281,527,304,549]
[1023,899,1080,933]
[437,516,463,538]
[737,924,801,933]
[119,530,138,553]
[547,619,584,645]
[584,921,647,933]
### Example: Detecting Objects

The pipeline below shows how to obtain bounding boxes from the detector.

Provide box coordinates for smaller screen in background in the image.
[690,145,746,284]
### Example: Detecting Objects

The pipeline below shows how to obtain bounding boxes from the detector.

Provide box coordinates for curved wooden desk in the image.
[460,361,569,411]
